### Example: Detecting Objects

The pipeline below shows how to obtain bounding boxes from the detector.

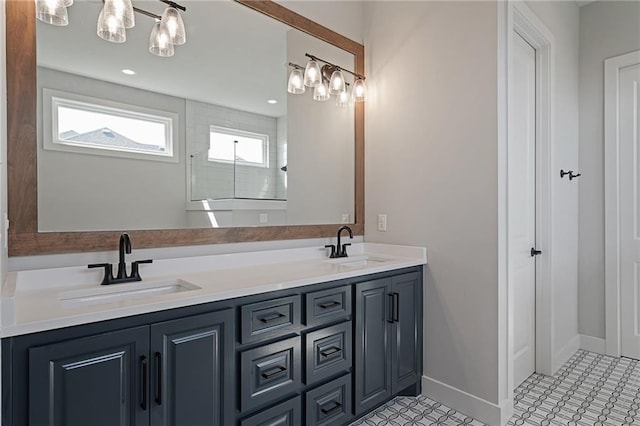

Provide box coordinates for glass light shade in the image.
[97,7,125,43]
[303,60,322,87]
[36,0,68,26]
[336,88,350,107]
[161,7,186,45]
[351,78,368,102]
[103,0,134,29]
[313,82,330,101]
[149,21,175,57]
[287,69,305,94]
[62,0,73,6]
[328,69,346,95]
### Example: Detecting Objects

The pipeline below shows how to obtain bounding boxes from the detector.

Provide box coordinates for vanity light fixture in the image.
[36,0,187,58]
[287,52,367,105]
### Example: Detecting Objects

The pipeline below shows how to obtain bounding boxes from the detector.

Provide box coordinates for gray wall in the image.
[578,1,640,340]
[363,0,500,405]
[37,67,189,232]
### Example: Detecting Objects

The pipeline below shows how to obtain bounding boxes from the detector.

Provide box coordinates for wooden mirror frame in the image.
[5,0,364,256]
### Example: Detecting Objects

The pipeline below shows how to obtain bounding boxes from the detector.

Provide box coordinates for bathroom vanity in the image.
[1,244,426,426]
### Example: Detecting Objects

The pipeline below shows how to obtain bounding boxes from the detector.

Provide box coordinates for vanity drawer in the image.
[305,285,351,326]
[305,321,352,385]
[305,373,352,426]
[241,295,301,343]
[240,395,301,426]
[240,336,302,411]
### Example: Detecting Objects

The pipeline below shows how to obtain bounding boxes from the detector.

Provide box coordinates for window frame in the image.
[207,125,269,168]
[43,88,179,163]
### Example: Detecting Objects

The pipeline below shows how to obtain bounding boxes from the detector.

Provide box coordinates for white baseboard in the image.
[422,376,508,425]
[553,334,581,372]
[579,334,606,354]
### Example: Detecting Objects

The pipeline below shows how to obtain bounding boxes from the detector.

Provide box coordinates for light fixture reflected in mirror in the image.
[36,0,69,26]
[149,21,174,57]
[336,86,350,107]
[97,7,126,43]
[328,69,346,95]
[287,66,305,94]
[287,53,367,106]
[313,82,330,101]
[303,60,322,87]
[37,0,187,57]
[103,0,135,29]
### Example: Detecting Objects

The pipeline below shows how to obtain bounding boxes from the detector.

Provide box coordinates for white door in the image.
[619,59,640,359]
[510,32,537,387]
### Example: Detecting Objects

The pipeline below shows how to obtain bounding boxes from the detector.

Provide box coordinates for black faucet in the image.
[88,233,153,285]
[325,225,353,258]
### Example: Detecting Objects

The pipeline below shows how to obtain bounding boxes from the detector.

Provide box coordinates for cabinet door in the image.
[29,326,149,426]
[150,309,234,426]
[354,278,391,416]
[390,272,422,394]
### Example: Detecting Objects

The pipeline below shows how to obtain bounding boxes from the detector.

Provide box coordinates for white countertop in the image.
[0,243,426,337]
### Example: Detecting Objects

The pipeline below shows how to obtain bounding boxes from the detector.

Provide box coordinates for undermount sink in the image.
[59,279,201,307]
[326,255,390,268]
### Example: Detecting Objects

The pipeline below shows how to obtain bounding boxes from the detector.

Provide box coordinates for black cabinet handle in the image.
[318,300,341,309]
[261,365,287,380]
[388,293,395,323]
[140,356,148,411]
[320,346,342,357]
[393,293,400,323]
[320,401,342,416]
[259,312,286,323]
[155,352,162,405]
[531,248,542,257]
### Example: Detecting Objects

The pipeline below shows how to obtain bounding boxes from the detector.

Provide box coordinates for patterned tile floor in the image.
[351,350,640,426]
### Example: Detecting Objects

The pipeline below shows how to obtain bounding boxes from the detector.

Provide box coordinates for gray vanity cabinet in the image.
[149,310,234,426]
[354,272,422,416]
[29,326,150,426]
[27,310,234,426]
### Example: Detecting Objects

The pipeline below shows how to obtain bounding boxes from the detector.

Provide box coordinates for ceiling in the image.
[37,0,291,117]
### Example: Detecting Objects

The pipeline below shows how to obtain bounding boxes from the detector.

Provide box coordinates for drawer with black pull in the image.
[240,395,301,426]
[305,285,351,326]
[241,295,300,344]
[304,321,352,385]
[240,336,301,411]
[305,373,352,426]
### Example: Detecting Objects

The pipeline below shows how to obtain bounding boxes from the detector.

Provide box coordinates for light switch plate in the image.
[377,214,387,232]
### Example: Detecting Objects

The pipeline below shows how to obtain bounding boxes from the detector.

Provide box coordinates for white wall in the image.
[523,1,580,370]
[578,1,640,340]
[363,0,501,419]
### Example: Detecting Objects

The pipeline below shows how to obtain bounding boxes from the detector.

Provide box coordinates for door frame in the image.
[506,0,555,393]
[604,50,640,357]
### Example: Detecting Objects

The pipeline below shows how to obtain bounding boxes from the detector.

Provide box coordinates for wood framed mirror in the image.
[5,0,364,256]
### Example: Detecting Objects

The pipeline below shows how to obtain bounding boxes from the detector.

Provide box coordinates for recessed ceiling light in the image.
[121,69,136,75]
[267,99,278,104]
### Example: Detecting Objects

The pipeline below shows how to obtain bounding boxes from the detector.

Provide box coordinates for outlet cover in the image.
[377,214,387,231]
[259,213,268,224]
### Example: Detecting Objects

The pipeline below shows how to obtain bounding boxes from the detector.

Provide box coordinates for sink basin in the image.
[59,279,201,307]
[326,255,390,268]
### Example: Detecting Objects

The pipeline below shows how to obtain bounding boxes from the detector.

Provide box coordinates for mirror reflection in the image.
[36,0,355,232]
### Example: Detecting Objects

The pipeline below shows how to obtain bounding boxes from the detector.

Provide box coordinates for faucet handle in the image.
[340,243,351,257]
[324,244,337,259]
[88,263,114,286]
[130,259,153,281]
